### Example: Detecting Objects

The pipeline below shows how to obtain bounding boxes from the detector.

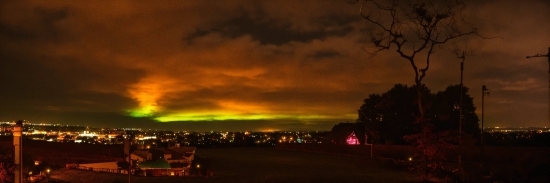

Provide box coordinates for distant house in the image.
[166,146,196,163]
[130,149,164,161]
[131,145,196,176]
[76,161,120,173]
[326,122,366,145]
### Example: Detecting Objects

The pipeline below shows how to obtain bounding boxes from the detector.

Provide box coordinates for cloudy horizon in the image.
[1,0,549,131]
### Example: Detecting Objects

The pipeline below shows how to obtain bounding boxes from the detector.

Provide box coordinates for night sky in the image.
[1,0,549,131]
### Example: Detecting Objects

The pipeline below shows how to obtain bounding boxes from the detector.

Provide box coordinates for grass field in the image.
[45,147,417,183]
[196,147,416,182]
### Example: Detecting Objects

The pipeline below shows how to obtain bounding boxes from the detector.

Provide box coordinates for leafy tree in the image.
[431,85,480,140]
[357,93,383,143]
[358,84,480,180]
[359,84,419,144]
[359,84,479,142]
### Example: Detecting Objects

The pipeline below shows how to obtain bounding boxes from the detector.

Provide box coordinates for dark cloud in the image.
[34,7,69,38]
[308,50,343,59]
[185,11,355,46]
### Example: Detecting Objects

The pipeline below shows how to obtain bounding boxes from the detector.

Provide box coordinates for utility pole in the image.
[457,51,465,179]
[526,47,550,126]
[124,137,131,183]
[481,85,489,159]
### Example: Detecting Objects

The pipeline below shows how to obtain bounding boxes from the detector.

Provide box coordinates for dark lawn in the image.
[46,147,417,183]
[196,147,417,183]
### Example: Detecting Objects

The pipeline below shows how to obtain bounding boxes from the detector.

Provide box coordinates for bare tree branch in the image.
[356,0,484,88]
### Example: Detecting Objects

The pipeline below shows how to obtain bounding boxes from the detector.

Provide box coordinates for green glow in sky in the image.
[152,112,355,122]
[128,106,157,117]
[155,113,275,122]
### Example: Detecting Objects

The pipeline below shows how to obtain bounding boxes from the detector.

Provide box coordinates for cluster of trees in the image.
[0,149,14,183]
[357,84,480,145]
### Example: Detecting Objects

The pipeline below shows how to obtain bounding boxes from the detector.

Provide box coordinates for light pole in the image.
[365,135,372,159]
[481,85,489,157]
[124,137,131,183]
[526,47,550,126]
[457,51,465,178]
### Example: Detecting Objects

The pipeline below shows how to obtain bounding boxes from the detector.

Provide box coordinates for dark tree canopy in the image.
[431,85,480,141]
[358,84,479,144]
[358,84,419,144]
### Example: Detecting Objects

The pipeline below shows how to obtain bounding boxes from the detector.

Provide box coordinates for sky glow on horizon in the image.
[1,0,549,131]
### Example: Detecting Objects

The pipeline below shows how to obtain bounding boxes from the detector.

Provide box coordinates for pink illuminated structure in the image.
[346,131,360,145]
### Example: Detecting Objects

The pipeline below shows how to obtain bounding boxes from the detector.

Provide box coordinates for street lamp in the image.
[526,47,550,126]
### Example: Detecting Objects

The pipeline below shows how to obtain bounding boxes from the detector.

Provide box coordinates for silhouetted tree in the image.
[357,84,481,179]
[432,85,480,141]
[358,84,419,144]
[358,84,479,143]
[350,0,485,180]
[357,93,383,143]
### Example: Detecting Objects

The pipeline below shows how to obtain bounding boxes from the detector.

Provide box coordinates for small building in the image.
[166,146,196,163]
[131,146,196,176]
[77,161,120,173]
[325,122,366,145]
[130,149,164,161]
[136,159,172,176]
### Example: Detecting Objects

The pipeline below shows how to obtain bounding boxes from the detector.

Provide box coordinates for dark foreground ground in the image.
[43,147,417,183]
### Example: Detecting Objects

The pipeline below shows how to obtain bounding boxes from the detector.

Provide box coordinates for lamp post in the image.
[365,135,373,159]
[526,47,550,126]
[124,137,131,183]
[458,51,465,178]
[481,85,489,158]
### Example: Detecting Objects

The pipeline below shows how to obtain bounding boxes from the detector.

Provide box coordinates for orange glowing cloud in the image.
[2,0,549,130]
